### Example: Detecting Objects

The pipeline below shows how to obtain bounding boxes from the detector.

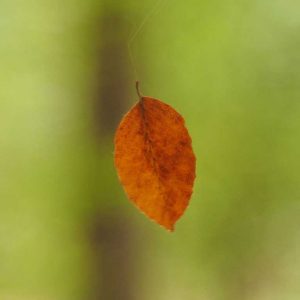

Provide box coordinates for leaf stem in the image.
[136,81,143,100]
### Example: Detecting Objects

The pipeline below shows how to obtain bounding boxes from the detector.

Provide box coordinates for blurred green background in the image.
[1,0,299,299]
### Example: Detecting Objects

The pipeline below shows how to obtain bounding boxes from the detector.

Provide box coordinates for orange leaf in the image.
[114,82,196,231]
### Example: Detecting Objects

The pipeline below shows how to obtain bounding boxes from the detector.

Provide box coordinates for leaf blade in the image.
[114,97,196,231]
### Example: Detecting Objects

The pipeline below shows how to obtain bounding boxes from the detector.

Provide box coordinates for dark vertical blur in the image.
[88,214,138,300]
[88,3,137,300]
[95,4,130,136]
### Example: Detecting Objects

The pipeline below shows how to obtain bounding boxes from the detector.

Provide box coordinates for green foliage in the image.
[0,0,299,299]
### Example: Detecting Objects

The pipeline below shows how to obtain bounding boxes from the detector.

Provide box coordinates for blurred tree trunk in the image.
[87,3,138,300]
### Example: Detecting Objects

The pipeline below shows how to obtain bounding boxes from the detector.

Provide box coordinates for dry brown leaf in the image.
[114,82,196,231]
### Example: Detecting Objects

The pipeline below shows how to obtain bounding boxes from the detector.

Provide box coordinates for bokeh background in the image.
[1,0,299,299]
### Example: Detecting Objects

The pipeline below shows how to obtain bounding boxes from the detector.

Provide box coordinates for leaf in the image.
[114,83,196,231]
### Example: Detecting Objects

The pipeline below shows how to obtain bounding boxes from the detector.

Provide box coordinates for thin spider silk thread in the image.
[127,0,169,82]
